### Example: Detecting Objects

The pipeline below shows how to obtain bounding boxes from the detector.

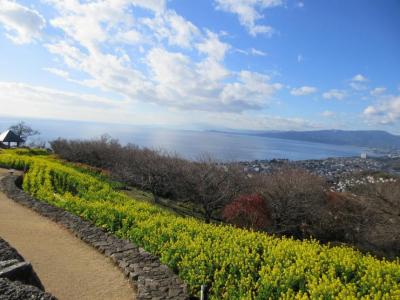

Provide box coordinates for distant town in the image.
[236,151,400,192]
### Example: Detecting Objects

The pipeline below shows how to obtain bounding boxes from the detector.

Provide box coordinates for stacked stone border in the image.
[0,278,56,300]
[0,238,56,299]
[0,175,190,300]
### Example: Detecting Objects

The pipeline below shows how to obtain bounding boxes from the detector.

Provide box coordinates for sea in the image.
[109,128,372,161]
[0,118,371,162]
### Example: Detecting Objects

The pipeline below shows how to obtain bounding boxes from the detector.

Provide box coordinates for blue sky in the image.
[0,0,399,133]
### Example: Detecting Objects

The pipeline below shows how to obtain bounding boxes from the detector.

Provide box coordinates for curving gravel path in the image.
[0,169,135,300]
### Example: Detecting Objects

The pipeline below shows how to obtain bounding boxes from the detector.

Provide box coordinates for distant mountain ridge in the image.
[256,130,400,149]
[208,129,400,150]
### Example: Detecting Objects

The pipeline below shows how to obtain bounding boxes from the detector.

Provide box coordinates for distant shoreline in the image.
[209,129,400,151]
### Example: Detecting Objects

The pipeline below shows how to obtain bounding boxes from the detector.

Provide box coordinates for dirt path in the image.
[0,169,135,300]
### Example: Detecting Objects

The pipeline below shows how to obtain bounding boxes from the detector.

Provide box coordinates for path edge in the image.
[0,174,190,300]
[0,237,57,300]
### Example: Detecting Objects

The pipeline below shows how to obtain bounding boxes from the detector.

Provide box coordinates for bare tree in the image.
[256,167,327,238]
[346,181,400,257]
[349,181,400,218]
[9,122,40,142]
[321,191,372,243]
[111,143,147,187]
[51,135,121,169]
[181,155,247,223]
[138,149,179,202]
[51,138,248,221]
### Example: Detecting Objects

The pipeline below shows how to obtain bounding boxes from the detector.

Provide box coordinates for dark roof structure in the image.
[0,130,24,143]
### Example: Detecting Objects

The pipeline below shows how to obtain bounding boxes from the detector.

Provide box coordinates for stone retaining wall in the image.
[0,238,56,300]
[0,175,190,300]
[0,278,56,300]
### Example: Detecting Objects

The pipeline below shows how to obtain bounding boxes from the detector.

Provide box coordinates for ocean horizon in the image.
[0,118,371,162]
[109,128,371,161]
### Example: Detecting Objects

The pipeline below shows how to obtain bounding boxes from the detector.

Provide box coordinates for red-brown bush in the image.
[223,194,271,230]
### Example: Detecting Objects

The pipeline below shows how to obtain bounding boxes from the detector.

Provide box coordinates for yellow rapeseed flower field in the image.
[0,149,399,299]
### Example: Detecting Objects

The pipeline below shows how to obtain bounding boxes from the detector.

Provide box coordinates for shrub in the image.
[50,138,249,222]
[347,181,400,258]
[223,194,271,230]
[256,168,327,238]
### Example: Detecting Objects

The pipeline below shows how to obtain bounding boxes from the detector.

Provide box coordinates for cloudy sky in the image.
[0,0,399,132]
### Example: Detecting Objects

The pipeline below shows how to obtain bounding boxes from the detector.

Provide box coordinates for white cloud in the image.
[349,82,368,91]
[146,48,199,105]
[364,106,378,116]
[142,10,199,48]
[0,81,123,121]
[235,47,267,56]
[47,0,141,50]
[349,74,368,90]
[43,67,69,79]
[220,71,283,110]
[351,74,368,82]
[290,86,317,96]
[297,2,304,8]
[321,110,335,117]
[370,87,386,96]
[0,0,286,128]
[249,24,274,37]
[0,0,45,44]
[197,57,230,83]
[0,81,199,127]
[214,0,282,36]
[0,81,315,131]
[41,0,283,114]
[146,48,281,111]
[201,111,319,131]
[46,41,156,107]
[131,0,166,14]
[115,29,142,44]
[48,0,165,15]
[197,30,230,61]
[250,48,267,56]
[235,48,249,55]
[363,95,400,125]
[323,89,346,100]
